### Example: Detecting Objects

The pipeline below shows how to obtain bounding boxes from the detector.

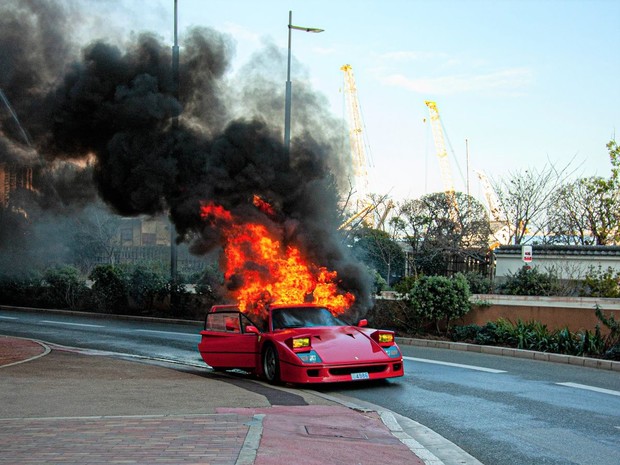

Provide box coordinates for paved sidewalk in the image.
[0,335,426,465]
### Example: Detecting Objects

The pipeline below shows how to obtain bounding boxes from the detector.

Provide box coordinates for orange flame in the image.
[252,194,276,217]
[200,201,354,320]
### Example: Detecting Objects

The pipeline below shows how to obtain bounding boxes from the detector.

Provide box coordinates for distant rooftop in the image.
[495,245,620,256]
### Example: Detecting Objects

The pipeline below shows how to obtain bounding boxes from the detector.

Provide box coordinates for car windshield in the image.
[271,306,347,330]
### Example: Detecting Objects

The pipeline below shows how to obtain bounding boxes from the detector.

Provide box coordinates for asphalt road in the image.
[1,307,619,465]
[320,346,620,465]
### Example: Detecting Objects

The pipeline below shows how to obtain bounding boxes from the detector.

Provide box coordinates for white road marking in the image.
[403,356,507,373]
[134,329,198,338]
[39,320,104,328]
[0,316,18,320]
[556,382,620,397]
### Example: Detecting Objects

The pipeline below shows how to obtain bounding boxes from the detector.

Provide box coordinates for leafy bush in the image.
[604,344,620,361]
[461,271,492,294]
[497,266,562,296]
[472,318,516,346]
[580,266,620,297]
[451,316,612,358]
[365,299,411,334]
[450,324,481,342]
[407,273,472,334]
[43,266,90,310]
[553,327,577,354]
[595,305,620,354]
[128,266,167,311]
[89,265,128,313]
[0,271,45,307]
[392,275,418,296]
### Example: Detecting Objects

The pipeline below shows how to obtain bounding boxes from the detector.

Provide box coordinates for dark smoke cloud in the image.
[0,0,372,312]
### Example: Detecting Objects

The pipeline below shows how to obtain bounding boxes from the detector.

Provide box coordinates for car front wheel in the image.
[262,344,281,384]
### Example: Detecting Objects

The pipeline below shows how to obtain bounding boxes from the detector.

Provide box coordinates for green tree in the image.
[491,161,576,245]
[352,228,405,288]
[547,175,619,245]
[396,192,490,276]
[72,204,123,271]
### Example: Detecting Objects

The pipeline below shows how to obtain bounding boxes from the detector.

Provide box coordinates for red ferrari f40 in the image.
[198,304,404,384]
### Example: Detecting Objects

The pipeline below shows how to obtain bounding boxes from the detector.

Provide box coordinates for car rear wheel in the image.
[262,344,281,384]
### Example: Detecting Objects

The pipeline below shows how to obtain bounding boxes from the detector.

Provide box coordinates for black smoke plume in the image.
[0,0,372,312]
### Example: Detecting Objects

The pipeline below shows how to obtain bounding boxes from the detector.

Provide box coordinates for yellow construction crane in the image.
[341,64,371,214]
[474,170,510,248]
[424,100,459,222]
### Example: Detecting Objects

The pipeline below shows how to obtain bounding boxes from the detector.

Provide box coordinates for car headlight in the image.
[297,349,322,364]
[383,346,401,358]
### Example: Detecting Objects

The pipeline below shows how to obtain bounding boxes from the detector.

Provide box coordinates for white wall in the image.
[494,246,620,281]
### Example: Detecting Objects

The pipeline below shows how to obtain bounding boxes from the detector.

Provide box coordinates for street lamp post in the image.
[170,0,180,280]
[284,10,323,154]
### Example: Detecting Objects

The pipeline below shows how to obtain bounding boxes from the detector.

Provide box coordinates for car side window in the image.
[240,314,262,334]
[206,312,241,333]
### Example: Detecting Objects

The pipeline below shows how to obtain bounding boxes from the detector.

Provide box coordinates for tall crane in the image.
[424,100,458,221]
[341,64,371,215]
[474,170,510,248]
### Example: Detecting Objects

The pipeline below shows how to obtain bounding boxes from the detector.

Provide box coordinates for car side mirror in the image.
[225,322,238,332]
[245,325,260,334]
[357,319,368,327]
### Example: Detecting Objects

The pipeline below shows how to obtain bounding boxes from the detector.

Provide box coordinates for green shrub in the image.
[604,344,620,361]
[450,324,481,342]
[43,266,90,310]
[365,299,411,334]
[461,271,492,294]
[128,266,167,311]
[452,317,611,358]
[498,266,562,296]
[0,271,45,306]
[407,274,472,334]
[393,275,418,296]
[89,265,128,313]
[580,266,620,297]
[553,327,577,355]
[575,327,606,357]
[595,305,620,358]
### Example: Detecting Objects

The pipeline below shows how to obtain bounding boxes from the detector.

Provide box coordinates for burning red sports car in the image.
[198,303,404,384]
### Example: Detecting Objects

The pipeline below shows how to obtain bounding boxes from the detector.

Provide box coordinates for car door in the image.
[198,311,259,369]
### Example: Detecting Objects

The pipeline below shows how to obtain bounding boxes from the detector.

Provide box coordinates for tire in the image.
[262,344,281,384]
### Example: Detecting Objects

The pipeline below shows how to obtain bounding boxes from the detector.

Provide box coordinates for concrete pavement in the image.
[0,335,430,465]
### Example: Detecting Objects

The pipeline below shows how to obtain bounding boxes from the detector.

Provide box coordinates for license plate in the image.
[351,372,369,380]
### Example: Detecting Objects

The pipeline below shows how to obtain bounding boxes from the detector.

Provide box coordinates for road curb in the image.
[397,337,620,372]
[0,335,51,369]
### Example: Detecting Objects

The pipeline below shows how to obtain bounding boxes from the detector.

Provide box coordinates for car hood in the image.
[284,326,390,364]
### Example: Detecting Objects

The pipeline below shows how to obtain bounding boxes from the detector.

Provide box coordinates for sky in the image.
[91,0,619,205]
